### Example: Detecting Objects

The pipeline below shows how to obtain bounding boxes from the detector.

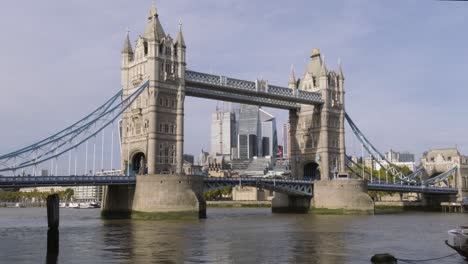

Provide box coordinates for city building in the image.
[361,150,417,172]
[183,154,195,165]
[237,105,278,160]
[282,123,290,158]
[385,150,415,163]
[421,148,468,199]
[210,108,237,159]
[238,104,261,159]
[259,109,278,158]
[182,160,204,176]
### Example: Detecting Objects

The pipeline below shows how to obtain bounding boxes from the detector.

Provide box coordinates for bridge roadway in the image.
[0,176,457,196]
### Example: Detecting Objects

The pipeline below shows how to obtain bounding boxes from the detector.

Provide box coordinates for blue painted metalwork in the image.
[0,81,149,173]
[0,176,458,195]
[204,177,313,196]
[422,166,457,186]
[185,70,323,108]
[0,176,136,187]
[367,183,458,194]
[0,90,122,160]
[345,112,418,184]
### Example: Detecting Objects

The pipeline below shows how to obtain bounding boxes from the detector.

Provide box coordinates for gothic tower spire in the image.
[176,18,186,47]
[144,3,165,41]
[121,30,133,54]
[288,64,297,89]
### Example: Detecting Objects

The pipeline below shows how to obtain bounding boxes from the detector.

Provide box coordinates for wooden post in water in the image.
[47,194,59,229]
[370,253,397,264]
[46,194,59,264]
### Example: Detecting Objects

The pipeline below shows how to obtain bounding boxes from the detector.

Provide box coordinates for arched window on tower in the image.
[143,41,148,56]
[159,42,164,54]
[170,144,176,164]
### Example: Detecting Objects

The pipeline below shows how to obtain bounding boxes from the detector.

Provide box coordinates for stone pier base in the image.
[271,193,311,213]
[101,185,135,219]
[101,174,206,220]
[131,174,206,219]
[312,179,374,214]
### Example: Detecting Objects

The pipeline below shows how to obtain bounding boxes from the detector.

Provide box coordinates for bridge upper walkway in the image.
[0,176,457,196]
[185,70,323,109]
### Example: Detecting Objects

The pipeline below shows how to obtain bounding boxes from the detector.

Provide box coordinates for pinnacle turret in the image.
[319,56,328,76]
[288,64,297,89]
[175,18,186,47]
[121,31,133,54]
[337,58,344,79]
[144,4,165,41]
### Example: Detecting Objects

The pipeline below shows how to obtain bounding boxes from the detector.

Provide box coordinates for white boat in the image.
[67,202,79,208]
[446,226,468,259]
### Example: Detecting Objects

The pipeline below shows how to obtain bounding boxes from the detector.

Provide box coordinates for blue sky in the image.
[1,0,468,163]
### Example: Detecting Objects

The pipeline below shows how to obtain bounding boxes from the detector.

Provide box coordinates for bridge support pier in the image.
[102,174,206,219]
[271,193,311,213]
[312,179,374,214]
[131,174,206,220]
[101,185,135,219]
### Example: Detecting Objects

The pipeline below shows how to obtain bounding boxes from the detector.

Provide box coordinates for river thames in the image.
[0,208,466,263]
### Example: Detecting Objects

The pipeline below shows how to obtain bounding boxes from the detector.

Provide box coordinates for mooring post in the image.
[370,253,397,264]
[47,194,59,229]
[46,194,59,264]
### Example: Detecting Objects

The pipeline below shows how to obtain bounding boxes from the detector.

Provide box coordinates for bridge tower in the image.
[120,5,185,176]
[102,5,205,219]
[273,50,373,214]
[289,49,345,180]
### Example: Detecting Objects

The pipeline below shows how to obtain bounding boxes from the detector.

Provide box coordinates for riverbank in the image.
[207,200,271,208]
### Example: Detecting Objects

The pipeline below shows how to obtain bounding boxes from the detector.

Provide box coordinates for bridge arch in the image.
[131,152,146,175]
[303,162,320,181]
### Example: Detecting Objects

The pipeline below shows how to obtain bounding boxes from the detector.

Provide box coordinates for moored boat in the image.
[446,226,468,259]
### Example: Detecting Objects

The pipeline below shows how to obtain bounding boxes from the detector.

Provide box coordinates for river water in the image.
[0,208,466,264]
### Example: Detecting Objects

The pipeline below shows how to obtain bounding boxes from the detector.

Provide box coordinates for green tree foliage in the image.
[204,187,232,201]
[0,188,76,203]
[347,163,414,200]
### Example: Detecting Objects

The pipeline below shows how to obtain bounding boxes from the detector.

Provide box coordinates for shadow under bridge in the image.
[203,177,314,197]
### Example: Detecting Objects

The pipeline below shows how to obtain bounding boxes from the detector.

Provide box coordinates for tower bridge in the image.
[0,5,463,218]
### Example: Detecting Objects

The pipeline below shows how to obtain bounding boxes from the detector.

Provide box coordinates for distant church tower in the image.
[120,5,186,176]
[289,49,345,180]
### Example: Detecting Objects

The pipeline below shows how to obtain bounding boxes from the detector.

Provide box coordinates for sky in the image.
[1,0,468,165]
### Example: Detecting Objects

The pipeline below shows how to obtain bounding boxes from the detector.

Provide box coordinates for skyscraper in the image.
[237,105,278,159]
[282,123,290,158]
[259,109,278,158]
[210,107,237,158]
[238,105,261,159]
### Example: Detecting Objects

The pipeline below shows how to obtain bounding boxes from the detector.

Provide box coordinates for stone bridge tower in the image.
[103,5,206,219]
[289,49,346,180]
[120,5,186,176]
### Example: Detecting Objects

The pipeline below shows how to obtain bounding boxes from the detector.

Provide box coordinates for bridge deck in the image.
[0,176,457,195]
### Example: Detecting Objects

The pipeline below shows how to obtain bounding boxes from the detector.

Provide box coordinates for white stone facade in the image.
[120,6,186,176]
